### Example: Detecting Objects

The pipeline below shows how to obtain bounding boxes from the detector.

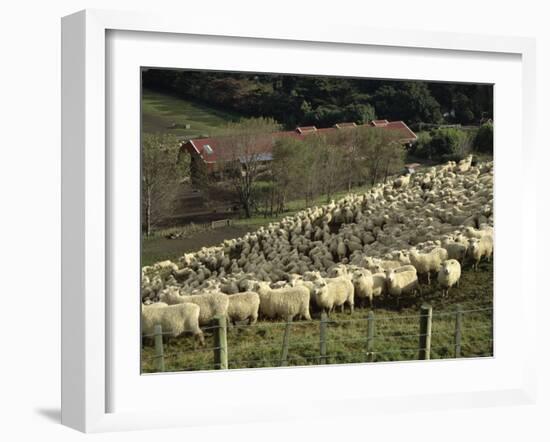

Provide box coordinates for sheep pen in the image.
[141,159,494,372]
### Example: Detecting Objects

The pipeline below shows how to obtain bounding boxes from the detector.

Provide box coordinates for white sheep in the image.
[144,158,493,327]
[226,292,260,325]
[442,239,468,263]
[392,264,417,274]
[467,236,493,270]
[409,248,445,284]
[393,174,411,189]
[351,268,374,307]
[455,154,473,173]
[143,301,168,308]
[312,276,355,315]
[437,259,462,297]
[159,287,229,325]
[328,263,349,278]
[141,302,204,345]
[385,268,420,303]
[464,225,493,239]
[254,281,312,321]
[372,272,387,299]
[431,246,449,262]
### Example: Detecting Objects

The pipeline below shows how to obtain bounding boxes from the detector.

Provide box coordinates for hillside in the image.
[141,158,493,372]
[141,88,242,139]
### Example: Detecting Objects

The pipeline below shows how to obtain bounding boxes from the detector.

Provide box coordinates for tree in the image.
[217,117,281,218]
[373,82,442,125]
[453,93,475,124]
[143,69,493,129]
[356,126,403,185]
[413,131,433,158]
[270,137,304,215]
[189,154,211,193]
[473,122,493,153]
[313,134,347,203]
[296,139,323,207]
[326,128,365,192]
[428,128,469,159]
[343,103,376,124]
[381,141,406,183]
[414,127,473,161]
[302,103,376,128]
[141,133,188,236]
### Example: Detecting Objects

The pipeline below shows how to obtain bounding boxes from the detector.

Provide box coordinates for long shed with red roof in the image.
[180,120,416,177]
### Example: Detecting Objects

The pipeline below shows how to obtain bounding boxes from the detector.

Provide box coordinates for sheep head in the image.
[467,238,480,256]
[312,280,329,301]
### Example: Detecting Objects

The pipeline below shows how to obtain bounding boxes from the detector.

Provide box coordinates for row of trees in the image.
[142,69,493,129]
[265,124,405,217]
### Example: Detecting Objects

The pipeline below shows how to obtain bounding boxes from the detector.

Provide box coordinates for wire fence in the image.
[141,303,493,373]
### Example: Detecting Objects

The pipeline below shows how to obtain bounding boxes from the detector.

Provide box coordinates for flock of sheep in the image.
[141,155,494,346]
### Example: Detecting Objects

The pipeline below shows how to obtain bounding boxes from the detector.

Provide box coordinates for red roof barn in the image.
[180,120,417,175]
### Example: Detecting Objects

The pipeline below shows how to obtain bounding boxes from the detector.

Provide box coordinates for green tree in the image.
[417,127,471,160]
[344,103,376,124]
[143,69,493,128]
[413,131,433,158]
[373,82,442,124]
[453,93,475,124]
[473,122,493,153]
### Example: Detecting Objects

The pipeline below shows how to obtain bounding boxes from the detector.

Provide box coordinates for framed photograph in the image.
[61,9,537,433]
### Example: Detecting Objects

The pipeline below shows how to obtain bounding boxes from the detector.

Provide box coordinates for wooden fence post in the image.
[418,304,432,360]
[154,324,165,372]
[280,316,293,367]
[213,315,228,369]
[366,310,375,362]
[320,312,328,364]
[454,304,463,358]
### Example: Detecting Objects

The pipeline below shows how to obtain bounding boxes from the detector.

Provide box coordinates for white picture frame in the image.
[61,9,537,433]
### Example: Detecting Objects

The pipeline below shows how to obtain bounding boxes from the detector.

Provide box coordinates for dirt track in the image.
[142,225,252,266]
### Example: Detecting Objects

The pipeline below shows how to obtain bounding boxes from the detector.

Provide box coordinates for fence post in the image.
[366,310,375,362]
[154,324,165,372]
[213,315,228,369]
[454,304,463,358]
[418,304,432,360]
[280,315,293,367]
[320,312,328,364]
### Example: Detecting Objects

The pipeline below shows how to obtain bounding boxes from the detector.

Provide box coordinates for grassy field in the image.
[142,88,241,138]
[141,259,493,373]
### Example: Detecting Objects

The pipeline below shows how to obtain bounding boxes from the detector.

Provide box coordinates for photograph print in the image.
[140,68,494,373]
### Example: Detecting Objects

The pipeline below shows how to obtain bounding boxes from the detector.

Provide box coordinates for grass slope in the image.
[141,88,241,138]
